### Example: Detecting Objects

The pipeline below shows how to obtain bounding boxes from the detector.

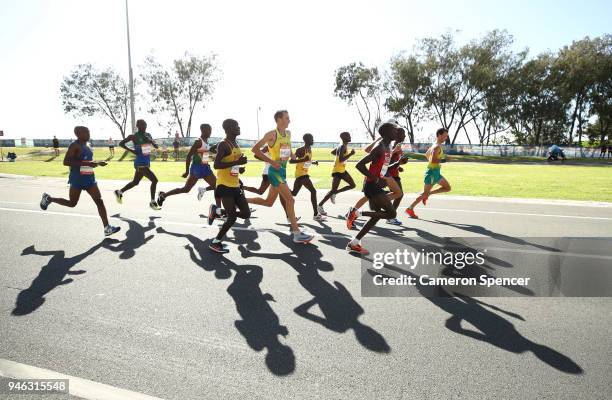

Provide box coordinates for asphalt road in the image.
[1,175,611,399]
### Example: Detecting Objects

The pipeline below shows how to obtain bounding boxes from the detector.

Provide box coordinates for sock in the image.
[355,209,361,217]
[212,238,221,244]
[216,208,223,216]
[349,238,360,246]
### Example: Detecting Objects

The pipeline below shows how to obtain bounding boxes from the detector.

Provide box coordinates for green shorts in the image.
[424,167,442,185]
[268,165,287,187]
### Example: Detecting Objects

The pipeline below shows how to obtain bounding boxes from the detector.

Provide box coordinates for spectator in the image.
[608,145,612,159]
[52,136,59,156]
[173,136,180,161]
[108,137,115,157]
[161,143,168,161]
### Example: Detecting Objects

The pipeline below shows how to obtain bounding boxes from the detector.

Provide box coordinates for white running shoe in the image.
[314,213,326,222]
[197,187,206,201]
[330,194,336,204]
[317,205,327,216]
[387,218,402,226]
[104,225,121,236]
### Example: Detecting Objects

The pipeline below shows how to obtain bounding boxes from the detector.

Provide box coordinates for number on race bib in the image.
[280,144,291,161]
[230,165,240,176]
[141,144,152,156]
[303,161,312,172]
[80,165,94,175]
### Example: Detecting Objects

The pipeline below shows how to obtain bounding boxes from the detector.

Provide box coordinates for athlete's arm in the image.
[338,145,353,162]
[184,139,199,177]
[252,131,278,168]
[290,147,308,164]
[209,143,219,153]
[62,143,81,167]
[214,142,247,169]
[119,135,136,154]
[364,137,382,153]
[252,145,269,162]
[147,133,159,149]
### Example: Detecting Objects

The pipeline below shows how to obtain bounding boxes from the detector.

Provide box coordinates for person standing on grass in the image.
[405,128,452,219]
[40,126,120,237]
[108,137,115,157]
[52,136,59,156]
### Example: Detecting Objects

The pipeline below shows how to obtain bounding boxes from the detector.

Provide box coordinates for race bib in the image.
[303,161,312,171]
[80,165,94,175]
[230,165,240,176]
[200,150,209,164]
[280,144,291,161]
[141,143,152,156]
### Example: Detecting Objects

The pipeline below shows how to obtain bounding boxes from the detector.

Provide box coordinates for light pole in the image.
[256,106,261,140]
[125,0,136,135]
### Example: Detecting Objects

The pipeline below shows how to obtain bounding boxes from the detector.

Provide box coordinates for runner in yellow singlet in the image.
[405,128,452,219]
[247,110,314,244]
[317,131,356,216]
[290,133,325,221]
[207,119,251,253]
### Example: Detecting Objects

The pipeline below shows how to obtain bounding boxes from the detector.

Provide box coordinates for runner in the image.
[405,128,452,219]
[156,123,220,207]
[40,126,120,236]
[346,128,408,228]
[208,119,250,253]
[113,119,161,210]
[247,110,314,243]
[346,121,398,255]
[291,133,325,221]
[317,132,356,216]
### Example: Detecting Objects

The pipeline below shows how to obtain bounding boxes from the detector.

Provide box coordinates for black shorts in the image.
[295,175,310,182]
[215,185,244,201]
[332,171,350,180]
[109,145,115,149]
[363,180,387,199]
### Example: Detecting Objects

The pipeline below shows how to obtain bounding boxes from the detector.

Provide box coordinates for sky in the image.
[0,0,610,143]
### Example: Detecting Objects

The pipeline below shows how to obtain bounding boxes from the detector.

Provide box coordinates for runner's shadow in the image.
[44,155,59,162]
[12,242,103,315]
[103,215,158,259]
[239,232,390,353]
[155,226,231,279]
[428,220,561,253]
[371,267,581,374]
[300,222,351,251]
[226,219,262,251]
[227,263,295,376]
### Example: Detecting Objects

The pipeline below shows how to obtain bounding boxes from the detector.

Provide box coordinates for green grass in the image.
[2,154,611,202]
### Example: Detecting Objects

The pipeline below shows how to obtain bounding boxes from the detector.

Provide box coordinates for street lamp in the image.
[256,106,261,140]
[125,0,136,135]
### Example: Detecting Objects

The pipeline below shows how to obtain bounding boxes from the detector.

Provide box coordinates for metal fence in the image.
[1,137,608,158]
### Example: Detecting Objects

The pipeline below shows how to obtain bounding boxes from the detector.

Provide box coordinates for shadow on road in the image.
[103,215,158,259]
[12,242,103,316]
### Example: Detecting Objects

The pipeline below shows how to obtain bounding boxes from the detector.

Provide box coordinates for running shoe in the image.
[104,225,121,236]
[209,241,229,253]
[317,205,327,216]
[314,213,326,222]
[293,230,315,244]
[197,187,206,201]
[114,190,123,204]
[330,194,336,204]
[405,208,419,219]
[157,192,166,207]
[40,193,51,210]
[208,204,218,225]
[347,242,369,255]
[149,201,161,210]
[346,207,358,230]
[387,218,402,226]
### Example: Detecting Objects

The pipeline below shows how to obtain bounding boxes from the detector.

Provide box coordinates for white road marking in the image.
[0,206,610,260]
[0,358,165,400]
[419,207,612,221]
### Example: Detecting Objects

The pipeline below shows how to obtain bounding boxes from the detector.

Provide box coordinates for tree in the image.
[60,64,129,138]
[334,62,383,140]
[385,55,427,144]
[141,52,219,138]
[554,35,611,145]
